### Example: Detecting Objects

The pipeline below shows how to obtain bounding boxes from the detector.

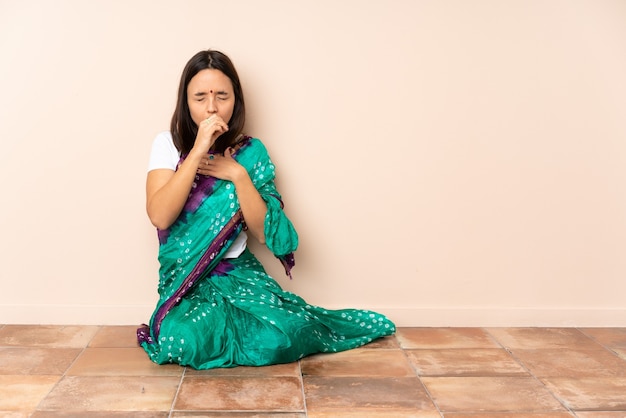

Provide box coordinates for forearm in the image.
[232,173,268,245]
[146,153,204,230]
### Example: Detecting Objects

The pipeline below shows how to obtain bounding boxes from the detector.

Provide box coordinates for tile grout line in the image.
[482,327,577,416]
[168,365,187,417]
[578,326,626,360]
[297,359,308,417]
[397,334,444,417]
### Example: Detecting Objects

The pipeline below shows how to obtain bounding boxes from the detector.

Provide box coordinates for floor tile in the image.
[421,376,566,413]
[89,325,141,348]
[37,375,180,412]
[0,347,81,375]
[301,348,415,377]
[171,413,306,417]
[443,414,575,417]
[0,375,60,411]
[396,328,500,349]
[308,412,440,417]
[542,377,626,410]
[31,412,169,417]
[185,361,300,377]
[174,376,304,411]
[486,328,601,350]
[303,376,437,413]
[66,347,183,376]
[512,348,626,377]
[0,325,99,348]
[581,328,626,349]
[360,335,400,349]
[405,348,528,376]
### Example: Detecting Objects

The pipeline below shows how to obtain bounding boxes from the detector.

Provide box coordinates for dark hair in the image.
[170,50,246,154]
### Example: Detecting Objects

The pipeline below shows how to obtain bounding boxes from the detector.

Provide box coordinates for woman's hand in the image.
[196,147,245,181]
[191,115,229,156]
[197,148,268,244]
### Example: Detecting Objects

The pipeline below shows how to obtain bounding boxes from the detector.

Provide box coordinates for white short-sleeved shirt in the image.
[148,131,180,171]
[148,132,248,258]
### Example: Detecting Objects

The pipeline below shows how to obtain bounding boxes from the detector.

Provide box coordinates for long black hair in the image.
[170,50,246,154]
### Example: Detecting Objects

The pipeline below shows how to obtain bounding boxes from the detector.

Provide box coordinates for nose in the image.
[207,96,218,114]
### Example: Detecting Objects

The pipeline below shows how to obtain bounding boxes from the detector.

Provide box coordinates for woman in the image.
[138,50,395,369]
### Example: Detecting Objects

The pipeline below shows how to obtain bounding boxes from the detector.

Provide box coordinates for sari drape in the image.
[138,137,395,369]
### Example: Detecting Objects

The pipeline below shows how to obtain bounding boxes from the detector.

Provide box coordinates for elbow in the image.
[250,226,266,245]
[151,220,171,231]
[147,210,173,231]
[149,217,170,231]
[146,199,177,230]
[256,225,266,245]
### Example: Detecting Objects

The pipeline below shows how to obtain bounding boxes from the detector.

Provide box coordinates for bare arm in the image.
[146,115,228,230]
[146,153,203,230]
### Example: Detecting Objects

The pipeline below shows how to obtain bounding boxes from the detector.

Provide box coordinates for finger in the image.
[206,115,226,124]
[199,155,211,167]
[204,121,226,135]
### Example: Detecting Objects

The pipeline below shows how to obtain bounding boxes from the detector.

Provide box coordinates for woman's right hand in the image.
[147,115,229,230]
[192,114,229,156]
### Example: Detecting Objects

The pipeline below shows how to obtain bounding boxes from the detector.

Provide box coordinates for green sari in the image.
[138,137,395,369]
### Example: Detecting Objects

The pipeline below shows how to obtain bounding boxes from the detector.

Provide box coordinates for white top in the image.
[148,132,248,258]
[147,131,180,172]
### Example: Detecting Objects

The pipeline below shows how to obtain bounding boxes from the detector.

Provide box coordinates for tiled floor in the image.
[0,325,625,417]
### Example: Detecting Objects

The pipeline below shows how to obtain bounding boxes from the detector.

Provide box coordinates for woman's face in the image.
[187,68,235,127]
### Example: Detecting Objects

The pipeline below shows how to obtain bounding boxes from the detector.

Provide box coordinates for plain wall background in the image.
[1,0,625,327]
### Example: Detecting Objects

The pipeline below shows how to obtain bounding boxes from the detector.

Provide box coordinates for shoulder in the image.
[239,136,269,156]
[153,131,174,146]
[235,137,276,172]
[152,131,178,154]
[148,131,179,171]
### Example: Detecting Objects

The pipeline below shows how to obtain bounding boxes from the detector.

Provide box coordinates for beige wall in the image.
[1,0,625,327]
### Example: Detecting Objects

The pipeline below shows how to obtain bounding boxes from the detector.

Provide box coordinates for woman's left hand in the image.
[196,147,268,244]
[197,147,245,181]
